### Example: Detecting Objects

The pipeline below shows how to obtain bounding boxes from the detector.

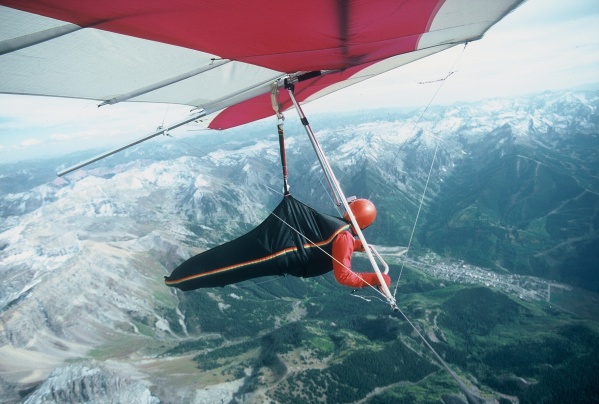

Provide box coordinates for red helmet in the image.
[343,199,377,230]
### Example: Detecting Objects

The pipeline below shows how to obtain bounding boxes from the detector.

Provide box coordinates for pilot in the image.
[332,198,391,290]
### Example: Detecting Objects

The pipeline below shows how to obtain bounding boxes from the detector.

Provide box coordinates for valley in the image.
[407,254,562,302]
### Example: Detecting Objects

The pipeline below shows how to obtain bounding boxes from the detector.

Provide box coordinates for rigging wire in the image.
[165,128,378,294]
[163,132,211,159]
[393,43,467,294]
[295,137,339,211]
[386,44,482,403]
[161,104,170,129]
[272,83,341,213]
[394,305,480,404]
[165,130,288,198]
[417,70,455,84]
[165,128,387,298]
[393,142,439,296]
[164,42,478,399]
[270,210,389,300]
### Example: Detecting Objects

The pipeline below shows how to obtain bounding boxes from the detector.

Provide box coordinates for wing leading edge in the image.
[0,0,525,129]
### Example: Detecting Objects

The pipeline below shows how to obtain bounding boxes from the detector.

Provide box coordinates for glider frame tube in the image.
[99,59,232,106]
[369,245,389,275]
[56,109,208,176]
[0,23,82,56]
[286,85,398,311]
[55,71,342,176]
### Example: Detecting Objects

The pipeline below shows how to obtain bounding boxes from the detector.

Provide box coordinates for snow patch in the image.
[155,317,171,333]
[195,175,210,188]
[194,378,245,404]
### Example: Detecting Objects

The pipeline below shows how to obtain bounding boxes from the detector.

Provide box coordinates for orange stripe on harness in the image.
[165,225,349,286]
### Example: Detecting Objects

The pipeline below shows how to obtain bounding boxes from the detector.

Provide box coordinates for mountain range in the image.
[0,89,597,403]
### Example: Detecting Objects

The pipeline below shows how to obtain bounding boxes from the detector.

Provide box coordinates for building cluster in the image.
[409,253,570,302]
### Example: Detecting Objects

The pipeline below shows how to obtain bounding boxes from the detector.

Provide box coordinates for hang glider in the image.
[0,3,527,392]
[0,0,525,132]
[0,0,525,309]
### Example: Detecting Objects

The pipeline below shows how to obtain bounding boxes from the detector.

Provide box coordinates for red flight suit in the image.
[331,230,391,289]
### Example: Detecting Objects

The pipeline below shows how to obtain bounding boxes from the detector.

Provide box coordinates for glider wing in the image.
[0,0,525,129]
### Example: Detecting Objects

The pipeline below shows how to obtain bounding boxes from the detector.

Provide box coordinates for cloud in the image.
[0,95,192,160]
[0,95,191,134]
[49,133,70,142]
[306,0,599,112]
[20,138,43,147]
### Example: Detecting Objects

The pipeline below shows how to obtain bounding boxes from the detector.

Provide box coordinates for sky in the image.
[0,0,598,164]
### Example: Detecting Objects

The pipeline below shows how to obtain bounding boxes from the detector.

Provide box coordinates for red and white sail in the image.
[0,0,525,129]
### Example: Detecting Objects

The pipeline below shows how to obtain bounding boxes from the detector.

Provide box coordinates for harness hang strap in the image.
[271,82,289,195]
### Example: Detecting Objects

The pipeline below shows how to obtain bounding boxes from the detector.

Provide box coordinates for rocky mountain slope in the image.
[419,93,599,290]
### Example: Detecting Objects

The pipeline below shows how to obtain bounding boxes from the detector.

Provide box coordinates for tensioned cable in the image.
[251,190,478,400]
[170,124,477,400]
[393,43,467,296]
[166,64,478,397]
[160,104,170,129]
[273,111,339,211]
[165,131,302,203]
[393,142,439,296]
[405,44,467,138]
[296,138,339,210]
[163,133,210,158]
[270,210,389,300]
[394,305,480,404]
[389,45,483,403]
